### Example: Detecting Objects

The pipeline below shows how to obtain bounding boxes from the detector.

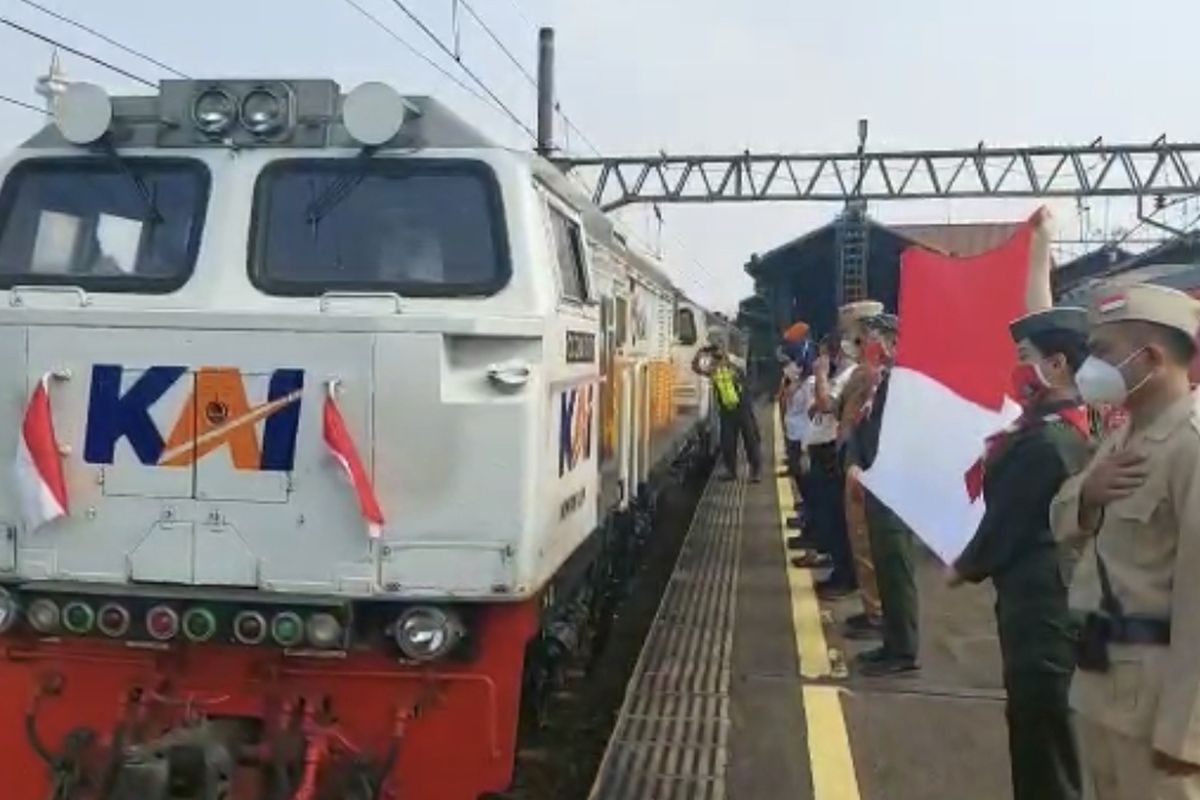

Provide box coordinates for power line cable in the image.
[0,18,156,87]
[336,0,490,108]
[1,92,47,114]
[15,0,188,78]
[456,0,600,156]
[381,0,537,141]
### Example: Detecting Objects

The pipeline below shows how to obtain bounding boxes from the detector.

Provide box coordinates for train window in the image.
[0,157,210,293]
[676,308,698,345]
[549,207,590,302]
[249,159,510,297]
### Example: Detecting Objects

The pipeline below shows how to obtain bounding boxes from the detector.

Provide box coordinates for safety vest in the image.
[712,365,741,410]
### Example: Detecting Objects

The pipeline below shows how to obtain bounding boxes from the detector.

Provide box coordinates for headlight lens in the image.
[393,606,464,662]
[62,601,95,634]
[0,589,18,633]
[306,613,344,649]
[27,598,60,634]
[240,87,287,136]
[271,611,305,647]
[192,88,236,136]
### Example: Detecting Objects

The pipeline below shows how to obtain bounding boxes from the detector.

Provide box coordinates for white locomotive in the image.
[0,78,737,800]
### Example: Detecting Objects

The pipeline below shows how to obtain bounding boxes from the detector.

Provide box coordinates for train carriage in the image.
[0,78,733,800]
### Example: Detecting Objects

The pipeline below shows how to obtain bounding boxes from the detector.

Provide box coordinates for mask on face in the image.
[1075,348,1151,406]
[864,339,888,367]
[841,339,860,361]
[1010,362,1049,407]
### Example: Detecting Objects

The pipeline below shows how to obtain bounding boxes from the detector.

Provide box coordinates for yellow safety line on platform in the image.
[774,411,862,800]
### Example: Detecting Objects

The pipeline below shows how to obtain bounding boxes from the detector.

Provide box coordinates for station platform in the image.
[590,408,1013,800]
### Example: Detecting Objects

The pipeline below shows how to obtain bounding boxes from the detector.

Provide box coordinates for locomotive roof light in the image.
[0,589,17,634]
[392,606,465,662]
[145,605,180,641]
[97,603,131,638]
[240,84,293,138]
[271,611,305,647]
[343,81,410,146]
[54,82,113,145]
[233,610,267,645]
[62,602,96,635]
[191,87,237,137]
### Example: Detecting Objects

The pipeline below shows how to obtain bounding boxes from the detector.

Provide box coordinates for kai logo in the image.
[83,365,304,471]
[558,385,594,477]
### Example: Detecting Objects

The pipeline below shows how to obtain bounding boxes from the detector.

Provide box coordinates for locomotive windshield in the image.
[250,158,510,297]
[0,157,210,292]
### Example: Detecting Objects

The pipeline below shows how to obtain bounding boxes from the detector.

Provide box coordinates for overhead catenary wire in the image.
[15,0,188,78]
[456,0,601,156]
[336,0,491,109]
[381,0,537,141]
[0,17,156,88]
[0,93,47,114]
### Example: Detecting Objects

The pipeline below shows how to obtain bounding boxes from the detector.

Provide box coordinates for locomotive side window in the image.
[0,157,210,292]
[676,307,698,345]
[549,207,590,302]
[250,159,510,297]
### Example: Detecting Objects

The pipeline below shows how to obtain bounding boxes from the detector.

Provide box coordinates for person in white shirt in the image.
[790,335,857,590]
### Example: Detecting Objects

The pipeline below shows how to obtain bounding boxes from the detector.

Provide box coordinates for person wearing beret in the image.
[1050,283,1200,799]
[949,306,1094,800]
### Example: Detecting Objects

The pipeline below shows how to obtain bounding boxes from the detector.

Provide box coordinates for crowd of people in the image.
[768,283,1200,800]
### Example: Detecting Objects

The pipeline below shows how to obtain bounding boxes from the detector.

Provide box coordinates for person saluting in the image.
[1050,283,1200,799]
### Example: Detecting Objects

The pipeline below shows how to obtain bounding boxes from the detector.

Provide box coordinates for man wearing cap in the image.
[1050,283,1200,799]
[949,307,1093,800]
[845,312,922,674]
[826,300,886,619]
[693,342,763,482]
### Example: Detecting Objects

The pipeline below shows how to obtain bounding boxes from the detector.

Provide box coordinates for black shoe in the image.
[815,580,856,601]
[844,613,877,631]
[786,535,815,551]
[858,654,920,678]
[750,473,763,484]
[856,646,892,665]
[842,619,883,641]
[718,472,737,482]
[786,517,804,530]
[791,551,832,570]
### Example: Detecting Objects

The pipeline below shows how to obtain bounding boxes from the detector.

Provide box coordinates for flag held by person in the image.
[860,210,1051,563]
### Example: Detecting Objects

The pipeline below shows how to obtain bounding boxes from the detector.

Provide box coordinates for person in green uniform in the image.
[948,307,1094,800]
[844,313,922,675]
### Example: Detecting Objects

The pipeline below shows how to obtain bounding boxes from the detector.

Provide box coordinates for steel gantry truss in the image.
[556,139,1200,211]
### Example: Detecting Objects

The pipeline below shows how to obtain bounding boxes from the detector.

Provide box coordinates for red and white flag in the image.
[860,218,1038,563]
[323,387,385,539]
[16,374,69,531]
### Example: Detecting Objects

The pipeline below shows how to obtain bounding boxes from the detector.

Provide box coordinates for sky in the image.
[2,0,1200,313]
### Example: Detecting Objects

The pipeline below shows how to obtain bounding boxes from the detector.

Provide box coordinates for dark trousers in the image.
[1005,671,1080,800]
[865,491,919,659]
[806,443,854,587]
[718,403,762,477]
[785,439,808,512]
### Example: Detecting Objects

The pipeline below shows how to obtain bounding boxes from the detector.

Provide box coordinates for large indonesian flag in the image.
[860,217,1041,563]
[16,374,69,531]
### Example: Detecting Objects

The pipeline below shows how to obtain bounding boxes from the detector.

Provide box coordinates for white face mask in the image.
[840,339,859,361]
[1075,349,1150,406]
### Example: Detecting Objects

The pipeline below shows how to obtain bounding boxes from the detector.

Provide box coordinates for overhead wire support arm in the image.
[556,141,1200,210]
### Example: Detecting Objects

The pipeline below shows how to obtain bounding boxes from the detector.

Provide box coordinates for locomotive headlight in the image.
[393,606,464,662]
[27,598,61,634]
[305,613,343,649]
[0,589,18,634]
[191,87,237,136]
[240,86,290,137]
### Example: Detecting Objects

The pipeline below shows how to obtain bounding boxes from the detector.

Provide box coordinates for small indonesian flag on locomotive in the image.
[16,373,69,531]
[323,383,385,538]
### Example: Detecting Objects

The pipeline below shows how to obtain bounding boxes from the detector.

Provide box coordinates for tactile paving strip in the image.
[590,476,745,800]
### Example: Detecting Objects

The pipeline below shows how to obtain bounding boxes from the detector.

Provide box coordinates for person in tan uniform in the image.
[834,300,886,625]
[1050,282,1200,800]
